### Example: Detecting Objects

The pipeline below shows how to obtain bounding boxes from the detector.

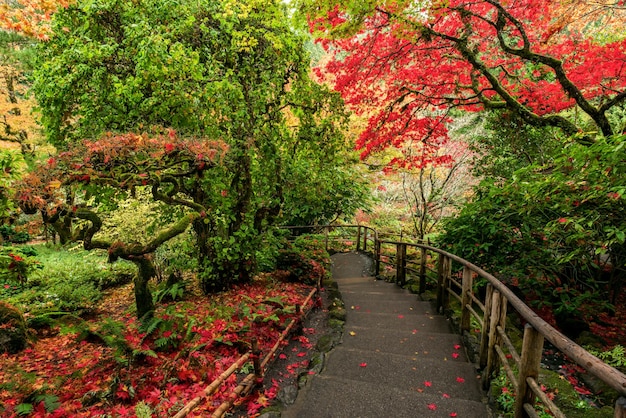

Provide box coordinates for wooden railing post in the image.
[363,228,368,251]
[251,338,262,382]
[356,226,362,251]
[324,227,329,251]
[375,239,381,277]
[514,324,544,418]
[461,266,473,334]
[615,397,626,418]
[436,254,445,312]
[482,290,507,389]
[479,284,494,370]
[419,247,427,294]
[396,243,407,286]
[437,255,451,313]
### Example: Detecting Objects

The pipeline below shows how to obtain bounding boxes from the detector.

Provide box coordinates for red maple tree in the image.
[14,130,228,318]
[302,0,626,169]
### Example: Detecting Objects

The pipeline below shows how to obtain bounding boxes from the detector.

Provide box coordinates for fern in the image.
[590,345,626,368]
[139,316,163,337]
[34,394,60,412]
[15,403,33,416]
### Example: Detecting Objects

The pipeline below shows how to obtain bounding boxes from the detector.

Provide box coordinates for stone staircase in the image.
[281,252,491,418]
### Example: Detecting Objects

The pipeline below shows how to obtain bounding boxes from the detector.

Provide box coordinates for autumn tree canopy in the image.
[298,0,626,170]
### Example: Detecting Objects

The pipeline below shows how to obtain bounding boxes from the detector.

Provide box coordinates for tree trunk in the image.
[131,256,155,320]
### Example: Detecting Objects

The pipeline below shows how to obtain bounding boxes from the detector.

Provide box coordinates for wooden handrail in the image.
[283,224,626,417]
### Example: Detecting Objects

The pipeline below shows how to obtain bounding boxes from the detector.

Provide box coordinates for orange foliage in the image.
[545,0,626,43]
[0,0,73,39]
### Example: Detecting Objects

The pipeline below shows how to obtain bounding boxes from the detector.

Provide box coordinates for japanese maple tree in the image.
[15,130,227,318]
[298,0,626,169]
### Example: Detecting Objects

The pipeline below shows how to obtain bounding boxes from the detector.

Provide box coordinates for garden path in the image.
[281,252,492,418]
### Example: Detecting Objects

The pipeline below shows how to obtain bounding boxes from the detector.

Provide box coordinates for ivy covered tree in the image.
[32,0,365,293]
[15,130,227,318]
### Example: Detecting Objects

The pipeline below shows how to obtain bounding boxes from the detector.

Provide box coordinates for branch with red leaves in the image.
[303,0,626,169]
[14,130,227,318]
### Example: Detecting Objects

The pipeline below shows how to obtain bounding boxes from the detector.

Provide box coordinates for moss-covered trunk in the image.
[131,256,156,320]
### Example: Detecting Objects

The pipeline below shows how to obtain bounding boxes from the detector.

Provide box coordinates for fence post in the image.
[461,266,473,334]
[375,239,381,277]
[479,284,494,370]
[363,228,368,252]
[514,324,544,418]
[440,256,451,313]
[356,226,362,251]
[251,338,262,382]
[396,243,406,286]
[615,397,626,418]
[436,254,445,312]
[482,290,507,389]
[324,227,329,252]
[419,247,427,294]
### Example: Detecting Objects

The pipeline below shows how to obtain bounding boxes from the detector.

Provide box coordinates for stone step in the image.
[282,374,489,418]
[345,310,452,333]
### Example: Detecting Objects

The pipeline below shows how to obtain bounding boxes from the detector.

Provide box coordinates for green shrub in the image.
[5,245,135,314]
[0,224,31,244]
[0,246,42,284]
[275,234,331,284]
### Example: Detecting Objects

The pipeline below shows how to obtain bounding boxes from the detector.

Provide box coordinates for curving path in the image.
[282,252,492,418]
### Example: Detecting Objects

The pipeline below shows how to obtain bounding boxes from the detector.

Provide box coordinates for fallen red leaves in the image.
[0,275,316,417]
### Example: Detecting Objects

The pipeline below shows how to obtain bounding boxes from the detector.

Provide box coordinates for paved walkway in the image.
[282,252,491,418]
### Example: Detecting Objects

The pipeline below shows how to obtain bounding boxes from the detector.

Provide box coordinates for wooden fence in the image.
[284,224,626,418]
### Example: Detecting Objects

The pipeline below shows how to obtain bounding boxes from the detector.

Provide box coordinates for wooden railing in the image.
[283,224,626,418]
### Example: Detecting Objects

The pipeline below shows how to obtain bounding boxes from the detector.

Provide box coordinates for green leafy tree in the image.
[32,0,363,293]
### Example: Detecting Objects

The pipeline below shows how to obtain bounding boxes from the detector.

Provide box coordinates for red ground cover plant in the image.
[0,274,317,417]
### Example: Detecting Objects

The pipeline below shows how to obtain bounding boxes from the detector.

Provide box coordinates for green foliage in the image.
[0,246,41,284]
[0,151,24,221]
[0,224,30,244]
[275,233,331,284]
[139,305,196,352]
[255,228,290,273]
[135,402,154,418]
[153,280,185,304]
[33,0,364,295]
[72,318,137,366]
[3,245,135,314]
[439,135,626,314]
[96,187,166,244]
[281,159,370,226]
[586,345,626,369]
[470,110,563,179]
